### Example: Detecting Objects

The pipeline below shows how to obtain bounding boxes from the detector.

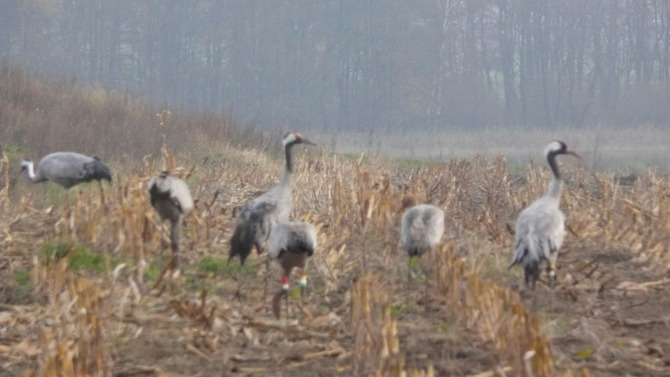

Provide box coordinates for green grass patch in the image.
[390,302,419,316]
[575,348,594,360]
[13,269,33,297]
[432,322,451,332]
[391,157,427,171]
[40,239,109,272]
[197,255,256,276]
[143,265,160,283]
[15,269,30,285]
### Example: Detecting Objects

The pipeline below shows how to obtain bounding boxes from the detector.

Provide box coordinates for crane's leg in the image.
[98,181,106,205]
[406,255,417,297]
[169,220,181,272]
[272,288,286,319]
[228,258,243,300]
[299,275,307,305]
[526,271,538,311]
[263,253,270,301]
[548,263,556,313]
[285,287,289,319]
[283,274,290,319]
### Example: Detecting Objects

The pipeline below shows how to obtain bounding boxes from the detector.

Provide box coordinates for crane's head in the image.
[20,160,33,172]
[544,141,581,159]
[282,131,317,148]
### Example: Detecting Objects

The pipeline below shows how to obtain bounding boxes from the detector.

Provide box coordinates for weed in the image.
[432,322,451,332]
[39,240,110,272]
[196,255,230,276]
[39,240,72,266]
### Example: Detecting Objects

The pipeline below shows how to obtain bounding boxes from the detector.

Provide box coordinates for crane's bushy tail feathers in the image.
[229,220,256,265]
[509,239,529,269]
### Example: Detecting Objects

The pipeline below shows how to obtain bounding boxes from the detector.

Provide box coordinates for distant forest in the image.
[2,1,669,130]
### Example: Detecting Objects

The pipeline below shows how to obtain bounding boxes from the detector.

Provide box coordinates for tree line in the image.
[2,0,669,130]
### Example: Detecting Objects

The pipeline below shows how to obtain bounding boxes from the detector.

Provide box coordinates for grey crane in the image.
[401,201,445,258]
[21,152,112,203]
[267,221,317,319]
[509,141,581,291]
[148,171,194,273]
[228,131,316,295]
[400,195,445,283]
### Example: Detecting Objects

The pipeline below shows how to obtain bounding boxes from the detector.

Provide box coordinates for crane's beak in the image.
[566,150,582,158]
[301,138,318,146]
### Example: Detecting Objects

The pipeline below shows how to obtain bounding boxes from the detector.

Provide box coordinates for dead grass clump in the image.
[350,270,433,376]
[28,258,110,377]
[434,242,555,376]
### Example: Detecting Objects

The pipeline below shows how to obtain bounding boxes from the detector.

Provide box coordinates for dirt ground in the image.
[2,167,670,377]
[2,212,670,377]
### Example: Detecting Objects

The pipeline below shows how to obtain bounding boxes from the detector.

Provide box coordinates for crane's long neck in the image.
[546,152,563,199]
[22,161,42,183]
[280,141,298,185]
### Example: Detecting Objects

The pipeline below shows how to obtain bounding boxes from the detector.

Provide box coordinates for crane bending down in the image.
[21,152,112,202]
[148,171,194,272]
[401,198,445,258]
[228,132,317,296]
[509,141,581,290]
[268,222,317,319]
[400,196,445,286]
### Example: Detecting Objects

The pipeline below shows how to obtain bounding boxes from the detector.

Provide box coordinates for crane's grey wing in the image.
[421,206,445,245]
[269,222,317,260]
[510,203,565,267]
[230,201,278,264]
[401,205,444,255]
[285,224,317,256]
[38,153,92,188]
[168,178,194,215]
[229,219,256,264]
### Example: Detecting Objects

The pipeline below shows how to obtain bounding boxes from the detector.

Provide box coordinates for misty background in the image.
[1,1,669,171]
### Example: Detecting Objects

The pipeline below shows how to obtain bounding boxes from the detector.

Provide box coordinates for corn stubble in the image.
[4,141,670,376]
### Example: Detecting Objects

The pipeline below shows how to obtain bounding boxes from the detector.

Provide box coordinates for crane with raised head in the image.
[148,171,194,275]
[509,141,581,293]
[21,152,112,203]
[267,221,317,319]
[228,131,317,296]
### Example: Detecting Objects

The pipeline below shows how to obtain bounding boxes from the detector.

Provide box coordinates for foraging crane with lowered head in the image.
[268,221,317,318]
[509,141,581,290]
[21,152,112,203]
[400,196,445,259]
[400,195,445,284]
[148,171,194,272]
[228,131,317,295]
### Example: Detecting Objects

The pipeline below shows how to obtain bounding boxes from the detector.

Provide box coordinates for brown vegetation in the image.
[2,66,670,377]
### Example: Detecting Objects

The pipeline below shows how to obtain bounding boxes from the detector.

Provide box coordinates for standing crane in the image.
[21,152,112,203]
[228,131,317,296]
[148,171,194,275]
[268,221,317,319]
[400,195,445,284]
[509,141,581,292]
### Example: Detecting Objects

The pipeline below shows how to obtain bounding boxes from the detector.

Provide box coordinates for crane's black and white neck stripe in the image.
[543,141,580,200]
[281,131,315,175]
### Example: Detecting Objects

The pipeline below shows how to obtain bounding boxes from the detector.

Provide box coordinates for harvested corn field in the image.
[1,137,670,377]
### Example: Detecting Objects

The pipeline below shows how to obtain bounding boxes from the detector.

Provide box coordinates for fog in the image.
[2,1,670,169]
